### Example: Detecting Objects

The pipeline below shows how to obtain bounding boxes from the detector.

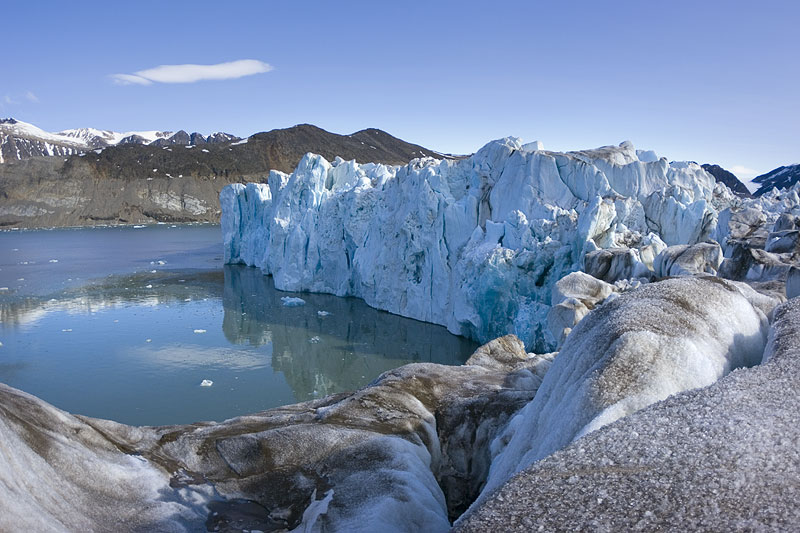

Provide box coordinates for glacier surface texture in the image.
[221,138,720,351]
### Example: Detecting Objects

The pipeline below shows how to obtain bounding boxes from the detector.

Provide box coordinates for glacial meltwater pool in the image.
[0,224,476,426]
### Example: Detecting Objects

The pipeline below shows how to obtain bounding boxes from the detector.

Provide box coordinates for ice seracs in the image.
[222,138,718,351]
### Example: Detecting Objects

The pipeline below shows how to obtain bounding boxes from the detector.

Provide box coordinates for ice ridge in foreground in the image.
[221,138,718,351]
[474,275,775,506]
[456,296,800,531]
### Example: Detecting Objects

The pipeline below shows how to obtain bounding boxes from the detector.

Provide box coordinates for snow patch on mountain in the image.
[57,127,173,147]
[0,118,239,163]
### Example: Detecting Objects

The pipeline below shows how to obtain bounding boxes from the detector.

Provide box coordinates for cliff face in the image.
[0,124,446,228]
[0,156,239,227]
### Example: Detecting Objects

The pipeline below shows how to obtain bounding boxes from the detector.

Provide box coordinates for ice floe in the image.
[280,296,306,307]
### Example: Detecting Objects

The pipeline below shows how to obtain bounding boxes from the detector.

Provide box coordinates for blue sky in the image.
[2,0,797,181]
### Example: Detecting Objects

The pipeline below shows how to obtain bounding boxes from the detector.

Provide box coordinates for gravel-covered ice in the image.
[476,276,773,506]
[456,297,800,532]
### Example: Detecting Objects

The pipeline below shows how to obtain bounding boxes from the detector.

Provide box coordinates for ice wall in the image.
[221,138,717,350]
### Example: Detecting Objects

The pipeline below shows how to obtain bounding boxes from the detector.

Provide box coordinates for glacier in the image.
[221,138,719,351]
[456,296,800,532]
[474,275,777,507]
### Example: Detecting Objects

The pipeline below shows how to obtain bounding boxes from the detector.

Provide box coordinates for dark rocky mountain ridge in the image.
[0,123,449,228]
[753,164,800,197]
[701,163,751,196]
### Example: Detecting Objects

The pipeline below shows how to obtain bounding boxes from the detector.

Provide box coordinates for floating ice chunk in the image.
[317,311,331,317]
[145,284,153,289]
[193,329,207,334]
[62,329,72,332]
[0,342,3,347]
[48,259,58,263]
[145,339,152,343]
[309,336,321,344]
[150,270,157,273]
[0,288,7,292]
[281,296,306,307]
[200,379,213,387]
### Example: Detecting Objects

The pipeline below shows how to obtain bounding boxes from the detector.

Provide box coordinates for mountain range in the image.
[1,117,796,228]
[0,119,449,228]
[752,164,800,196]
[0,118,241,163]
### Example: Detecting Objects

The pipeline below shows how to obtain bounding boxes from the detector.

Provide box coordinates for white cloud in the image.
[111,59,272,86]
[111,73,153,86]
[24,91,39,103]
[3,95,16,105]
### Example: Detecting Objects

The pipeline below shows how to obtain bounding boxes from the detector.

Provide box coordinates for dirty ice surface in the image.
[0,225,475,426]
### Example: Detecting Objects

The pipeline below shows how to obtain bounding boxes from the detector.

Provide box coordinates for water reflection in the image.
[0,270,223,330]
[222,265,477,398]
[0,264,476,424]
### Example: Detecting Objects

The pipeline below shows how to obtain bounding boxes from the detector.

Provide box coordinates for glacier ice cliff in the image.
[221,138,719,351]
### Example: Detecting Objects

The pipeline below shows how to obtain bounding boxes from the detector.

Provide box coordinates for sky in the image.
[1,0,797,182]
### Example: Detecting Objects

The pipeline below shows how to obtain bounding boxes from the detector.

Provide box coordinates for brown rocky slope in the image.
[0,124,449,229]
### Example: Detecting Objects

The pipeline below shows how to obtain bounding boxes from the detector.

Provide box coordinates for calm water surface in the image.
[0,225,476,426]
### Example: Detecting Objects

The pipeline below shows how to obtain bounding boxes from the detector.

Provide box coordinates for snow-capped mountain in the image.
[57,127,173,148]
[0,118,239,163]
[0,118,85,163]
[753,164,800,196]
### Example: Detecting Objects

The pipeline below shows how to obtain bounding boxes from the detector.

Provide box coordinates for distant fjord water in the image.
[0,224,475,426]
